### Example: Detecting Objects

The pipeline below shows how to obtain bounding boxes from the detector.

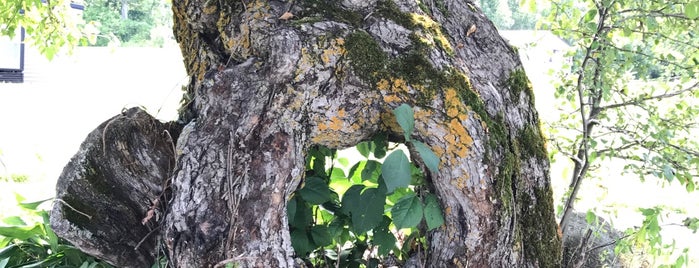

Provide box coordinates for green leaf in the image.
[583,8,597,23]
[372,216,397,256]
[298,177,334,205]
[2,216,27,226]
[685,2,699,19]
[391,193,423,229]
[382,150,412,194]
[0,225,43,240]
[342,185,386,234]
[310,225,332,247]
[412,141,440,173]
[393,104,415,141]
[361,160,381,182]
[341,185,365,216]
[423,194,444,231]
[372,135,388,159]
[356,142,373,158]
[18,198,53,210]
[585,211,597,224]
[290,229,314,256]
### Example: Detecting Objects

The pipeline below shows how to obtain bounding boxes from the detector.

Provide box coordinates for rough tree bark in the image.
[51,0,562,267]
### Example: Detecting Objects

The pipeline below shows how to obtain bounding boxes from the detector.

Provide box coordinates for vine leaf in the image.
[391,193,423,229]
[382,150,412,194]
[393,104,414,141]
[413,141,440,173]
[424,194,445,231]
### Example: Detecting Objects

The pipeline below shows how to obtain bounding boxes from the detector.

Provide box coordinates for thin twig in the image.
[55,199,92,219]
[134,226,161,250]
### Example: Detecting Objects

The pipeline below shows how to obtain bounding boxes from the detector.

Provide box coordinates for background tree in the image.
[477,0,538,29]
[46,0,562,267]
[541,0,699,266]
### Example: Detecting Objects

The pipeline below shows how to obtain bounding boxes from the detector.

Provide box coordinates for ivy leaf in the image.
[298,177,334,205]
[391,193,423,229]
[412,141,440,173]
[393,104,414,141]
[381,150,412,194]
[424,194,444,231]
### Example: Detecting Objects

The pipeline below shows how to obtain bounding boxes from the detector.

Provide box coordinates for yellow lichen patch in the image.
[203,4,217,14]
[383,94,401,103]
[410,14,453,54]
[451,174,469,190]
[440,86,475,162]
[320,38,346,66]
[431,144,445,158]
[448,118,473,158]
[377,77,412,105]
[376,79,390,91]
[328,116,344,131]
[294,47,314,82]
[444,88,464,119]
[380,111,404,135]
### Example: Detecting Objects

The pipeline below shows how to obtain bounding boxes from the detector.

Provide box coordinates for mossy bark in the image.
[52,0,561,267]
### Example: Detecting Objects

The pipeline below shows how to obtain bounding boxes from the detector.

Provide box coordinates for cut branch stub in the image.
[50,107,180,267]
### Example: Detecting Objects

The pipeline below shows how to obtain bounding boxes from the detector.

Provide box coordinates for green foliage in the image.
[82,0,172,46]
[0,0,85,59]
[289,104,444,266]
[0,195,112,268]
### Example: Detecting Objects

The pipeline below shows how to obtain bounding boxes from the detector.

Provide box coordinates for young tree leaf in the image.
[424,194,445,231]
[298,177,334,205]
[393,104,415,141]
[381,150,412,194]
[412,141,440,173]
[391,194,423,229]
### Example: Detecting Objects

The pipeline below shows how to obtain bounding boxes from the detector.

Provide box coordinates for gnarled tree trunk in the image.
[51,0,561,267]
